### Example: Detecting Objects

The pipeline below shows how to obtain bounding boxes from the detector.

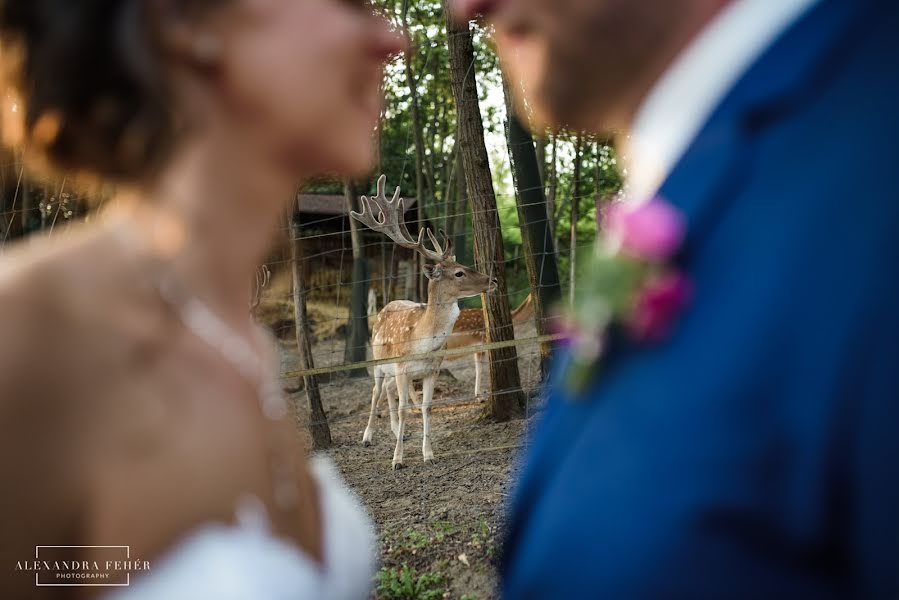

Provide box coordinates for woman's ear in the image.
[422,264,443,280]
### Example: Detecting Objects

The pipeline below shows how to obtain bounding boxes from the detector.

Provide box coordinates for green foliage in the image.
[377,564,447,600]
[431,520,461,541]
[399,529,431,554]
[301,1,623,305]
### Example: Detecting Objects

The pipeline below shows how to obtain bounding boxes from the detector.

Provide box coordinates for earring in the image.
[192,33,222,65]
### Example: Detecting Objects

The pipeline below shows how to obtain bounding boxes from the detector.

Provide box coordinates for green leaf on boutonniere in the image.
[575,252,647,318]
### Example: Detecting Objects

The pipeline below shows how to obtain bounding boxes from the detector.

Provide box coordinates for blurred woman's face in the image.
[211,0,403,177]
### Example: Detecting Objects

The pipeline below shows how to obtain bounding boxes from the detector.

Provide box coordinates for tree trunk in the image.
[535,135,546,187]
[380,240,391,306]
[403,260,416,299]
[503,83,562,378]
[402,0,428,304]
[453,149,468,265]
[547,135,558,252]
[445,3,524,421]
[290,215,332,450]
[343,180,370,376]
[443,141,458,234]
[570,135,584,305]
[595,141,605,231]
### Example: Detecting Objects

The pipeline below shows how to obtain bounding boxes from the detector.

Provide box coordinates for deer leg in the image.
[392,372,410,470]
[421,374,436,463]
[408,381,421,408]
[374,376,388,417]
[363,370,384,447]
[386,378,400,439]
[474,352,486,402]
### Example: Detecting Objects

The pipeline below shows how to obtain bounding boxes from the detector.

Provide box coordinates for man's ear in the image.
[422,264,443,280]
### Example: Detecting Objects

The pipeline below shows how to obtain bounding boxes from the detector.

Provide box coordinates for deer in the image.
[351,175,497,470]
[375,294,535,408]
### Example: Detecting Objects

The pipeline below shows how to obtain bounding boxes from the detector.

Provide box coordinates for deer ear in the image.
[422,264,443,280]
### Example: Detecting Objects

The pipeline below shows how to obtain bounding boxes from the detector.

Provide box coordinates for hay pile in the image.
[255,270,350,342]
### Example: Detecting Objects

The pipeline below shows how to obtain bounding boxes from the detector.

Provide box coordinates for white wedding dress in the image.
[108,457,376,600]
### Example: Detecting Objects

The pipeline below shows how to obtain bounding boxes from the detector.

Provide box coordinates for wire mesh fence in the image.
[259,194,594,449]
[0,150,604,597]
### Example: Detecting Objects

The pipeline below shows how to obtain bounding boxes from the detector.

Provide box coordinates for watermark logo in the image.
[15,546,150,587]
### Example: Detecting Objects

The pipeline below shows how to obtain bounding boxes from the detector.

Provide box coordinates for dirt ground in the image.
[277,322,544,600]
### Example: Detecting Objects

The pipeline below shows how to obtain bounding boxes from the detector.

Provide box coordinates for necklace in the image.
[158,277,300,512]
[109,211,300,515]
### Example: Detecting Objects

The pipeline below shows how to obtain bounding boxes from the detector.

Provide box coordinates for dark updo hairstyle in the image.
[0,0,208,181]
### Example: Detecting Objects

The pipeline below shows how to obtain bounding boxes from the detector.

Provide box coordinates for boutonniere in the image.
[553,196,692,394]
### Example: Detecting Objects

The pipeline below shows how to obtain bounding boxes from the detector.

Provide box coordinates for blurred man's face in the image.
[453,0,719,133]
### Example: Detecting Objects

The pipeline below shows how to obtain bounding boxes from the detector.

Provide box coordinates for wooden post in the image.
[343,180,370,376]
[445,3,524,421]
[290,214,332,450]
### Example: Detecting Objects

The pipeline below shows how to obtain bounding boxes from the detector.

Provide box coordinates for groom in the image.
[451,0,899,597]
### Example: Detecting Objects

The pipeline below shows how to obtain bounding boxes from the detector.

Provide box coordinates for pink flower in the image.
[628,271,692,342]
[607,197,686,261]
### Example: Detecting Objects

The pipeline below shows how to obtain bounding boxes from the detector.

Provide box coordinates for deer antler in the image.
[352,175,454,263]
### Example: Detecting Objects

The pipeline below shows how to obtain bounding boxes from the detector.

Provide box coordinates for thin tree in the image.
[452,147,468,264]
[402,0,429,302]
[343,179,370,377]
[570,134,584,305]
[442,140,458,234]
[445,2,524,420]
[547,135,558,252]
[290,213,332,450]
[535,135,546,185]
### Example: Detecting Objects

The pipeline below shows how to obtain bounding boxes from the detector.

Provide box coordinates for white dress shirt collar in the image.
[624,0,820,202]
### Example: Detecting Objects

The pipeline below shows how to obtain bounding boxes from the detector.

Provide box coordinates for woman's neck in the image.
[140,130,297,327]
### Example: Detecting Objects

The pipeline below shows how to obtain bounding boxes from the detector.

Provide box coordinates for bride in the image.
[0,0,403,598]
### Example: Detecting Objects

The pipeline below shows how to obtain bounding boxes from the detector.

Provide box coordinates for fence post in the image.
[290,213,332,450]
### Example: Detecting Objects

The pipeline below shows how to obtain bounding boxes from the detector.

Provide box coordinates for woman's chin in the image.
[320,153,376,180]
[278,140,374,180]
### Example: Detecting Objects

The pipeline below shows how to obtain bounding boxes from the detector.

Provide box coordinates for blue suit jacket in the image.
[503,0,899,598]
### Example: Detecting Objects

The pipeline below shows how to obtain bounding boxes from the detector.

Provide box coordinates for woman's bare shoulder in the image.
[0,220,176,399]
